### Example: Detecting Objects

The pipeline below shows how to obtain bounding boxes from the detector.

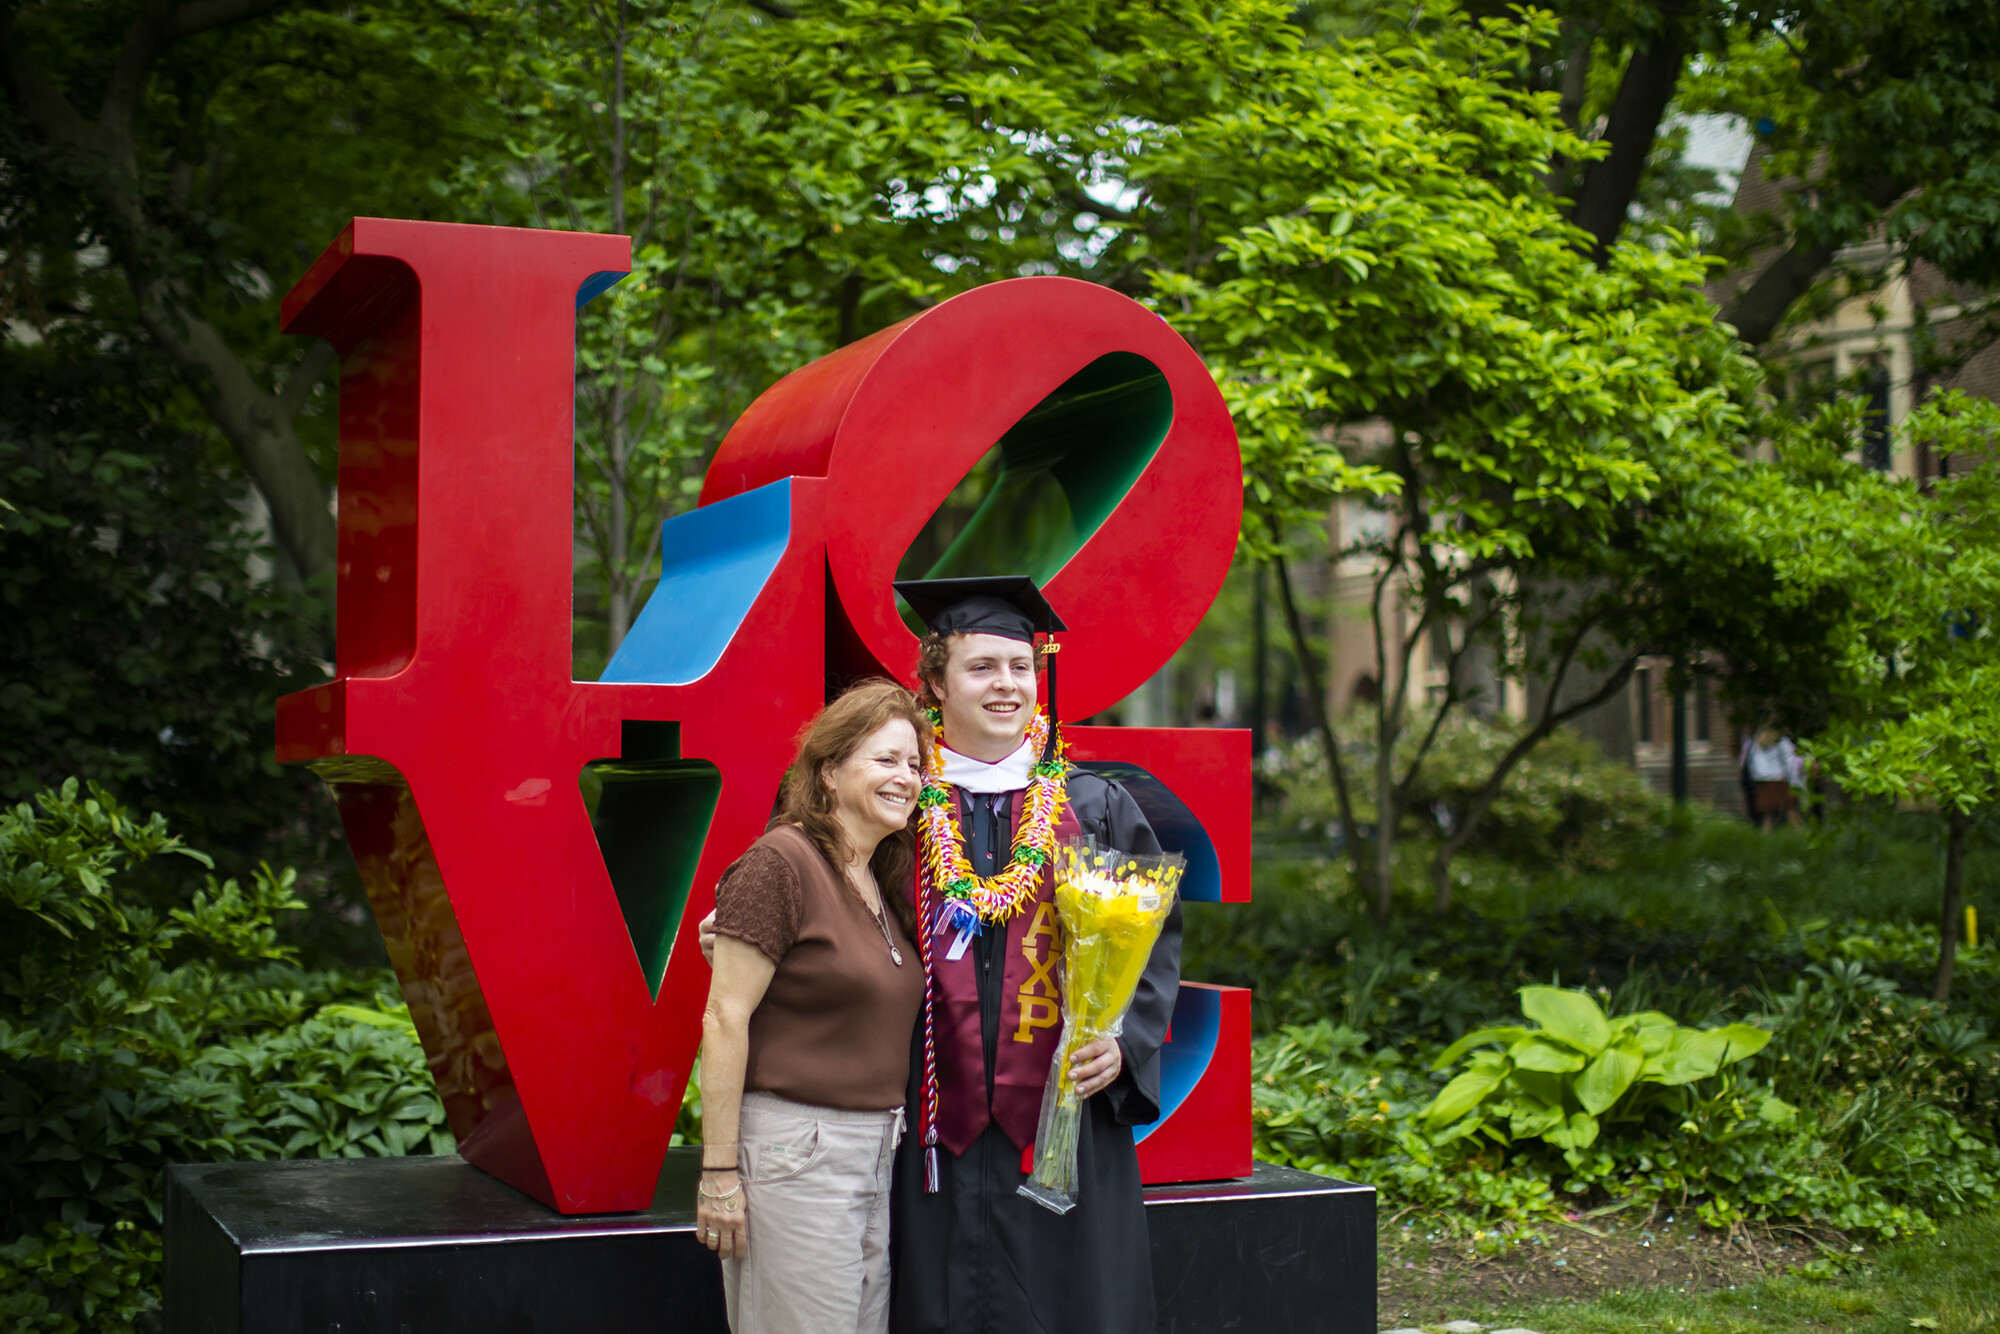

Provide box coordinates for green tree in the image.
[466,0,812,657]
[1771,393,2000,1001]
[468,0,1154,661]
[1,0,493,589]
[1135,2,1776,916]
[1438,0,2000,349]
[0,340,347,902]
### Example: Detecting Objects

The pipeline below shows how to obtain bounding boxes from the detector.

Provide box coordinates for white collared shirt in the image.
[937,738,1034,793]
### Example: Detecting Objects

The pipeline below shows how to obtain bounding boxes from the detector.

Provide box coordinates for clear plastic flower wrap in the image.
[1017,835,1182,1216]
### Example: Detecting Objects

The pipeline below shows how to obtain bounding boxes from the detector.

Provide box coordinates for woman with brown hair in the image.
[695,679,929,1334]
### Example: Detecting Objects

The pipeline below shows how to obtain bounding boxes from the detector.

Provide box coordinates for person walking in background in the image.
[696,681,931,1334]
[1741,725,1804,830]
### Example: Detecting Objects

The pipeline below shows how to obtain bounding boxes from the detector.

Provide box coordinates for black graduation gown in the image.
[890,770,1181,1334]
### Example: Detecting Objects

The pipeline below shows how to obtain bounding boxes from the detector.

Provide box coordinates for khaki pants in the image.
[722,1092,904,1334]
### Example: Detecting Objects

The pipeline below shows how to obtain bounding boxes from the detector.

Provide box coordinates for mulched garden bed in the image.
[1376,1211,1859,1326]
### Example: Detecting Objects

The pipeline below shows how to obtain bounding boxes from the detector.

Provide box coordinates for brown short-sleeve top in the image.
[712,824,924,1111]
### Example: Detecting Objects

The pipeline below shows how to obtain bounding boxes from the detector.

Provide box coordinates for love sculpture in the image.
[276,218,1253,1215]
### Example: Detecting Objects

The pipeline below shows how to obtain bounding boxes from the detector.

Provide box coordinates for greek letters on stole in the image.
[929,797,1081,1154]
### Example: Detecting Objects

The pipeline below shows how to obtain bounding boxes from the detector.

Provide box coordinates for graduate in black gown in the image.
[888,578,1181,1334]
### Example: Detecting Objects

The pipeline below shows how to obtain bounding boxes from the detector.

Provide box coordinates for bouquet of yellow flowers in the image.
[1017,835,1183,1216]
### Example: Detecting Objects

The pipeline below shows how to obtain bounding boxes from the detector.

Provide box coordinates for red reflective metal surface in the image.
[702,275,1252,1184]
[1135,985,1255,1183]
[281,228,1251,1209]
[703,276,1242,721]
[278,220,826,1212]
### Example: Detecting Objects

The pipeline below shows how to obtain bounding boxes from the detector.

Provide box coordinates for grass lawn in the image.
[1408,1210,2000,1333]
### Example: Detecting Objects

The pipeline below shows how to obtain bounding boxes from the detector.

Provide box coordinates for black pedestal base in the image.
[165,1150,1374,1333]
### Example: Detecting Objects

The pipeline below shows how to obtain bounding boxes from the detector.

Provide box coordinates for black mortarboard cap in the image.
[893,575,1067,762]
[893,576,1068,644]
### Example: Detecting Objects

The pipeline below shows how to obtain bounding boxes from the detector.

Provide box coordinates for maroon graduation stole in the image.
[915,797,1081,1184]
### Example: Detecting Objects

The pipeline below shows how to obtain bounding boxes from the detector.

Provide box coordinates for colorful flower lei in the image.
[916,708,1069,930]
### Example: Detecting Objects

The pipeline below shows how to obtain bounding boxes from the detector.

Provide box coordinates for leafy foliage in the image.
[1254,1019,1562,1221]
[1422,987,1779,1157]
[1261,711,1668,874]
[1126,1,1827,914]
[0,347,333,876]
[1699,1,2000,330]
[1735,394,2000,997]
[1222,822,2000,1241]
[1254,981,2000,1239]
[0,782,447,1332]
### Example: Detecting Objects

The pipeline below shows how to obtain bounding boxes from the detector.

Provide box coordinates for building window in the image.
[1791,359,1837,406]
[1635,668,1652,744]
[1694,676,1711,743]
[1862,361,1892,471]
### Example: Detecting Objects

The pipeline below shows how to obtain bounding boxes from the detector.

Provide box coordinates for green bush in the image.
[0,782,446,1332]
[1260,712,1668,871]
[1251,1020,1560,1221]
[1216,804,2000,1242]
[1253,977,2000,1240]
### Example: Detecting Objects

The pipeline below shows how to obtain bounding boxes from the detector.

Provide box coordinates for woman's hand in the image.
[696,1168,748,1260]
[1070,1037,1123,1099]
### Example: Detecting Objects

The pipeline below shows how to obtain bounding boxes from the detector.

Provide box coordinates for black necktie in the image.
[972,793,1005,877]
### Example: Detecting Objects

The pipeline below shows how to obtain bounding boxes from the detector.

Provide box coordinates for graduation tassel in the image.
[1041,637,1061,765]
[924,1143,940,1194]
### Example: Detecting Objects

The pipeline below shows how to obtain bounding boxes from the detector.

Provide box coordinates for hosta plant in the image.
[1421,986,1785,1161]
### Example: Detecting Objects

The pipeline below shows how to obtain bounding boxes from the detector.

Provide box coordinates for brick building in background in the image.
[1628,133,2000,807]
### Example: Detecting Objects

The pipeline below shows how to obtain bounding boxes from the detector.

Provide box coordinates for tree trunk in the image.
[1545,18,1592,200]
[135,278,337,584]
[1367,560,1401,924]
[1429,840,1454,914]
[1721,175,1905,347]
[1571,18,1689,265]
[1935,808,1969,1002]
[1269,545,1368,906]
[603,1,634,653]
[1669,663,1688,804]
[837,272,863,346]
[1455,575,1502,719]
[1526,623,1636,765]
[1374,697,1396,922]
[1721,238,1845,348]
[1,0,336,588]
[1251,560,1269,760]
[606,388,632,650]
[1429,621,1637,911]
